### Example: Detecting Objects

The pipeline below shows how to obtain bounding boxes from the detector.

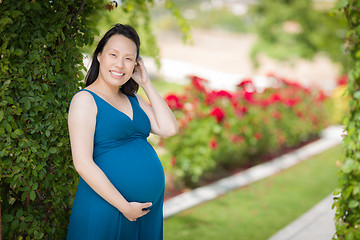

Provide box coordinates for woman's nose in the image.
[114,58,125,68]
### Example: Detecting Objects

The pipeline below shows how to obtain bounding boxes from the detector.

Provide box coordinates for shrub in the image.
[333,1,360,239]
[0,1,102,238]
[163,75,329,187]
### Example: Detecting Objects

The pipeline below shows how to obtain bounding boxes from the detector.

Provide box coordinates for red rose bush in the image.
[162,75,329,187]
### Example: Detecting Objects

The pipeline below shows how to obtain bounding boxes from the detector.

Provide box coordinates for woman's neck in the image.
[88,79,121,97]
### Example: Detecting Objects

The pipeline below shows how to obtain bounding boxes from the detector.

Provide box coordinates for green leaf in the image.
[353,186,360,195]
[49,147,57,154]
[349,199,359,208]
[2,214,14,222]
[36,164,43,171]
[2,80,11,90]
[353,90,360,99]
[20,221,27,230]
[34,231,44,239]
[13,128,24,136]
[14,49,23,56]
[336,0,349,9]
[30,191,36,201]
[342,159,356,173]
[21,192,28,202]
[10,219,19,230]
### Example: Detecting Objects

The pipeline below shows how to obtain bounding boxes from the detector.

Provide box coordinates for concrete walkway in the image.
[268,194,336,240]
[163,126,344,239]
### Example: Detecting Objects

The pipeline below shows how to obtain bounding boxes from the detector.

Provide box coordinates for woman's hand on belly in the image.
[122,201,152,221]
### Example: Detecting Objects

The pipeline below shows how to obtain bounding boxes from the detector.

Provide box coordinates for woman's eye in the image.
[110,54,116,57]
[126,58,133,61]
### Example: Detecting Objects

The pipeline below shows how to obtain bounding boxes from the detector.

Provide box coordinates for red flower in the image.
[337,75,348,86]
[210,107,226,123]
[317,91,327,102]
[260,99,270,107]
[254,132,262,140]
[205,90,233,105]
[296,111,304,119]
[310,115,318,124]
[205,91,217,105]
[234,105,247,118]
[283,98,299,107]
[238,79,256,94]
[216,90,233,98]
[272,111,282,120]
[231,135,245,144]
[165,94,183,110]
[270,93,282,102]
[237,79,253,89]
[209,139,218,149]
[281,78,302,89]
[243,91,255,103]
[171,156,176,166]
[190,75,207,92]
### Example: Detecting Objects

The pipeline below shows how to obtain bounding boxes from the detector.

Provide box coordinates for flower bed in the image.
[161,75,329,187]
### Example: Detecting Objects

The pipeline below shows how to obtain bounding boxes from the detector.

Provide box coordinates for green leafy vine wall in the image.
[334,0,360,239]
[0,1,103,238]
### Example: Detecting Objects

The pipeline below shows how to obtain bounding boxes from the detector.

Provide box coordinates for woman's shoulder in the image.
[70,89,96,110]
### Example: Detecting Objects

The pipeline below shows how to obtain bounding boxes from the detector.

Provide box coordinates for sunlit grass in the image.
[138,79,186,97]
[164,144,343,240]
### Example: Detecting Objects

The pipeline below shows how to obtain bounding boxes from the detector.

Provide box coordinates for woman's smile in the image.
[110,70,125,78]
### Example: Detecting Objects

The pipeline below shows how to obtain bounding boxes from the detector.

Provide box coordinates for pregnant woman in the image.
[66,24,178,240]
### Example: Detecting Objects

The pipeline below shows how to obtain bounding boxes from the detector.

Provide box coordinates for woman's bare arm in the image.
[132,58,178,138]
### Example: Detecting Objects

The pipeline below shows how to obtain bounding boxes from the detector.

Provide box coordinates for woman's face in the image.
[97,34,137,87]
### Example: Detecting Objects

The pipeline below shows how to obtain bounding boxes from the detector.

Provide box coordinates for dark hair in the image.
[85,24,140,96]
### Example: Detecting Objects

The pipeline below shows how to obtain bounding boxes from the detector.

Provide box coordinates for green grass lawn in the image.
[138,79,185,97]
[164,144,343,240]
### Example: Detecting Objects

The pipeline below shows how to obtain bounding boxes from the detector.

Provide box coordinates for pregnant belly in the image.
[95,139,165,203]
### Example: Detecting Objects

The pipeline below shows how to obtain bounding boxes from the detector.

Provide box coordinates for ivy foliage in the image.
[0,1,104,238]
[250,0,349,68]
[333,1,360,239]
[0,0,189,238]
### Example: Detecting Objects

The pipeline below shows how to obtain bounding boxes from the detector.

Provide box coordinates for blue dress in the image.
[67,89,165,240]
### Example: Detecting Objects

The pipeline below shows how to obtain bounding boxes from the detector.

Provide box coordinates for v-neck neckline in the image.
[83,89,134,122]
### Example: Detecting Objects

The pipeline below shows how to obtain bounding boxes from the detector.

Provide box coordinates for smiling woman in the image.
[96,35,137,88]
[66,24,178,240]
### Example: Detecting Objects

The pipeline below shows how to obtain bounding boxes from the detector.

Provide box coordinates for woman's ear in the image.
[97,53,101,63]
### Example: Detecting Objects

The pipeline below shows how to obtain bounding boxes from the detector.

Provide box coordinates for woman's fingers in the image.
[124,201,152,221]
[142,202,152,209]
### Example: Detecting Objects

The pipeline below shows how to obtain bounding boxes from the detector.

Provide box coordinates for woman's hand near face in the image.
[130,58,178,138]
[131,57,151,86]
